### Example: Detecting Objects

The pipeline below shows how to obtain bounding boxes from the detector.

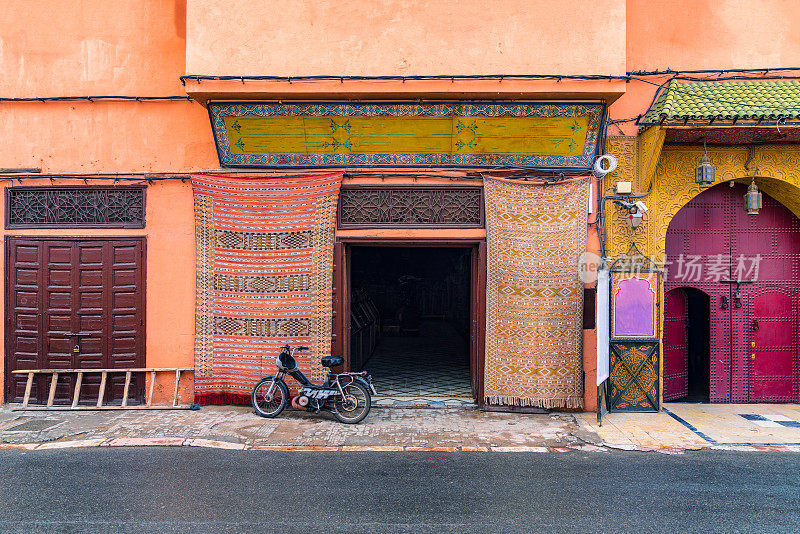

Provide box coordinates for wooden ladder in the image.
[11,368,194,411]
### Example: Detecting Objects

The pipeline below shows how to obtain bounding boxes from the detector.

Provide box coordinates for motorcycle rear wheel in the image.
[252,377,288,418]
[333,382,371,424]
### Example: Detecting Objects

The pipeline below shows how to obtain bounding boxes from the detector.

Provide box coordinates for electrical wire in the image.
[179,73,633,84]
[4,70,800,117]
[0,95,193,103]
[627,67,800,76]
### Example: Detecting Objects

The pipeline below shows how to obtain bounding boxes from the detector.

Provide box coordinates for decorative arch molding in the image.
[602,138,800,408]
[651,145,800,261]
[604,138,800,262]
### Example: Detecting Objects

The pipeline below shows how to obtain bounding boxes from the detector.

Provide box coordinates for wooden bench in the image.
[10,368,194,411]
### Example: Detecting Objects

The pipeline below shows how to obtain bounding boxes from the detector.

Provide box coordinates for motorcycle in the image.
[251,345,376,424]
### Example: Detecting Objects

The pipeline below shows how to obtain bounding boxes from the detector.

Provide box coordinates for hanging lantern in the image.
[744,179,762,215]
[694,141,715,187]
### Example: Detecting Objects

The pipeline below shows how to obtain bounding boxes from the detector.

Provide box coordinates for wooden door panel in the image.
[665,184,733,402]
[752,380,793,399]
[109,241,145,400]
[78,314,103,333]
[47,290,72,310]
[754,349,793,376]
[663,289,689,401]
[6,237,145,404]
[709,287,732,402]
[47,314,72,333]
[748,289,797,402]
[730,186,800,403]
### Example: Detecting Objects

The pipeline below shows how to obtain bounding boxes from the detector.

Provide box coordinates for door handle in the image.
[721,295,729,310]
[752,319,759,332]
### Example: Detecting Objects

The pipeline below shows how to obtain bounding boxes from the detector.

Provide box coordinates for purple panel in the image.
[613,277,656,338]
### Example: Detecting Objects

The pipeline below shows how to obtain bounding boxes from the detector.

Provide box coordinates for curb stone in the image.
[0,438,798,453]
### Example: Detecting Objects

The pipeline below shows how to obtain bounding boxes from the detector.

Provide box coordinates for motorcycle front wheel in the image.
[333,382,371,424]
[251,376,288,418]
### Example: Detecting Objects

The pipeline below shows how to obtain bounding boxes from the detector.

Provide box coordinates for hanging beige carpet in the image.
[483,176,588,409]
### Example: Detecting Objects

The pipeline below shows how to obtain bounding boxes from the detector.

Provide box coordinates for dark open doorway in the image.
[349,246,475,406]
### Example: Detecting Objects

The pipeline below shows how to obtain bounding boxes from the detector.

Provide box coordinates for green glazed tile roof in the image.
[642,80,800,123]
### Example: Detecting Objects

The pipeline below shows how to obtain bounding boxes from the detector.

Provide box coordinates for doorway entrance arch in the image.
[664,182,800,403]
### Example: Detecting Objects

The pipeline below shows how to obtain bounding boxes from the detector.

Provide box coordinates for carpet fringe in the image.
[195,392,251,406]
[484,395,584,410]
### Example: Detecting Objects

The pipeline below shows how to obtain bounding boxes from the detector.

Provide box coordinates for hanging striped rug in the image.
[192,173,342,404]
[483,176,588,409]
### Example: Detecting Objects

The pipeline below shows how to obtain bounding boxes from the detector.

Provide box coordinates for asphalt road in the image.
[1,449,798,533]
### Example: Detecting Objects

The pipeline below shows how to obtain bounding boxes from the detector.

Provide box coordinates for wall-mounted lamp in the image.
[695,140,715,187]
[744,177,762,215]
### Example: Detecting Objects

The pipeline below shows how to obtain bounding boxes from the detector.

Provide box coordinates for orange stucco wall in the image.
[626,0,800,72]
[4,0,800,409]
[0,0,186,97]
[0,101,217,174]
[609,0,800,135]
[0,179,196,404]
[0,0,218,174]
[186,0,627,77]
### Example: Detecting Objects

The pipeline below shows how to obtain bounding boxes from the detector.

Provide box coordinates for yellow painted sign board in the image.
[209,102,604,168]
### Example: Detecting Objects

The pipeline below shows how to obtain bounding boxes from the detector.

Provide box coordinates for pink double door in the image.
[664,183,800,403]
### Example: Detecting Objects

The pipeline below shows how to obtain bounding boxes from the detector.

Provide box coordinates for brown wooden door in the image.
[6,237,145,404]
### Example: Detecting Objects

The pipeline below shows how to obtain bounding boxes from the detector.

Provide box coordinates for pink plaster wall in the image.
[186,0,627,77]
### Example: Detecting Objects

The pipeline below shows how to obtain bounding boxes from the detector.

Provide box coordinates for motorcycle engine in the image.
[295,387,339,409]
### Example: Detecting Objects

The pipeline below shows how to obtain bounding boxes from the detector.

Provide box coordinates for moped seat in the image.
[321,355,344,368]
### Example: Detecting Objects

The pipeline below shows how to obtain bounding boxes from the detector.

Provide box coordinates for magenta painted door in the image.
[746,290,797,401]
[665,183,800,403]
[730,185,800,402]
[665,184,733,402]
[663,289,689,400]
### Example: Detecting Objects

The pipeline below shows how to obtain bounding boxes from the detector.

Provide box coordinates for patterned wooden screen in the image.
[6,186,145,229]
[609,341,660,411]
[337,186,483,228]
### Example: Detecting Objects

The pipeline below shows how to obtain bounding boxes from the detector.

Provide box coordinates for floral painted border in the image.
[208,101,604,169]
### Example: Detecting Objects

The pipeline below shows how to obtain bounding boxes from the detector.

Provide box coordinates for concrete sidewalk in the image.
[0,403,798,453]
[577,403,800,452]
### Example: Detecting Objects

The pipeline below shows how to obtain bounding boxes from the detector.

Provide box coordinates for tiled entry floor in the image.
[364,321,474,407]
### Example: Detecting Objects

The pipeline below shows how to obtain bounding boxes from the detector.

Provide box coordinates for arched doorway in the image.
[665,182,800,403]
